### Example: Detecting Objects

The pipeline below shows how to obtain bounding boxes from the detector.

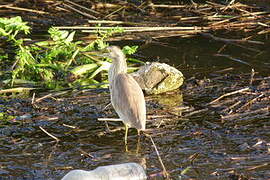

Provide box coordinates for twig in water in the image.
[98,118,122,132]
[97,126,125,136]
[209,87,250,104]
[35,91,69,103]
[236,93,264,112]
[35,93,53,103]
[64,0,100,15]
[78,148,94,158]
[62,124,76,129]
[39,126,60,142]
[102,102,112,111]
[217,44,227,54]
[97,118,122,121]
[0,5,48,14]
[145,134,170,179]
[201,32,264,45]
[247,163,269,171]
[224,101,242,114]
[0,87,35,94]
[150,4,187,8]
[222,107,269,121]
[62,3,97,19]
[31,93,35,104]
[214,54,251,66]
[202,33,262,52]
[103,6,125,19]
[184,108,209,117]
[214,67,234,73]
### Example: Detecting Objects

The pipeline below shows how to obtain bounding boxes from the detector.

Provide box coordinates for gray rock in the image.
[132,62,184,94]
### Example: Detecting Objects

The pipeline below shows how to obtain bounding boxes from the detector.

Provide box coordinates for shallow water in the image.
[1,33,270,179]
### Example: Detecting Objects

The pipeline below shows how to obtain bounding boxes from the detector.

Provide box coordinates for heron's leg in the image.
[136,130,141,154]
[124,124,129,145]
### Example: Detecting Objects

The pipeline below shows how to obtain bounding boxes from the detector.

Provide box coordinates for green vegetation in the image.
[0,16,140,92]
[0,110,16,124]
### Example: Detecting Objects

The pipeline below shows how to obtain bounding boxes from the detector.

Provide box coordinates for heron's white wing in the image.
[111,73,146,130]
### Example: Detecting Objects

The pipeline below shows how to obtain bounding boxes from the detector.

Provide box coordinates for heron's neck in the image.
[109,58,127,83]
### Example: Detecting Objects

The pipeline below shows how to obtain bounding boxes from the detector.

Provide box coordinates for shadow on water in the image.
[0,33,270,179]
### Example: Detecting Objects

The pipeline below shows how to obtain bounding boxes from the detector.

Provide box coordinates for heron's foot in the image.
[125,143,129,152]
[136,135,141,154]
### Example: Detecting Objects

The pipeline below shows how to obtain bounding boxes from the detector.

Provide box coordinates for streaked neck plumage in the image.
[108,52,127,84]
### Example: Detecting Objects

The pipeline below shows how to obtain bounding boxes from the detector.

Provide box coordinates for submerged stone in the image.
[61,162,147,180]
[132,62,184,94]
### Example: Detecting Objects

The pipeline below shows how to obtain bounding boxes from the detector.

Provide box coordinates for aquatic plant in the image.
[0,16,140,92]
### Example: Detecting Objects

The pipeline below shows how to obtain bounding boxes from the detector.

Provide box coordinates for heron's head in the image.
[106,46,125,63]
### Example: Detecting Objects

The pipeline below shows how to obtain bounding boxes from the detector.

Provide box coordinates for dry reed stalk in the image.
[62,3,97,19]
[222,107,269,121]
[214,54,253,65]
[236,94,265,112]
[209,87,250,105]
[55,26,208,31]
[146,134,170,179]
[0,5,48,14]
[221,101,242,114]
[0,87,36,94]
[2,0,268,41]
[64,0,100,15]
[150,4,189,8]
[201,32,264,44]
[39,126,60,142]
[103,6,125,19]
[97,118,122,121]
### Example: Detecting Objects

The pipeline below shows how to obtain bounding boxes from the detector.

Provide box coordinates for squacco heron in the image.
[105,46,146,144]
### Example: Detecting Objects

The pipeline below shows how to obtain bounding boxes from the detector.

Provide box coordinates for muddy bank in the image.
[0,71,269,179]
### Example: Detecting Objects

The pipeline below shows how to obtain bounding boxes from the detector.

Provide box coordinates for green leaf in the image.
[65,31,76,43]
[122,45,138,55]
[89,61,111,79]
[0,16,30,36]
[70,64,98,76]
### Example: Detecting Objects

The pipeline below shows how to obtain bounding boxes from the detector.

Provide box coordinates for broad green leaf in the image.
[70,64,98,76]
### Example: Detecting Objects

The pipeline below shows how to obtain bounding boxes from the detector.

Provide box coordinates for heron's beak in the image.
[92,47,110,58]
[99,53,110,58]
[82,48,111,59]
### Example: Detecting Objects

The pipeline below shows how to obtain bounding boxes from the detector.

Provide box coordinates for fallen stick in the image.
[39,126,60,142]
[214,54,251,66]
[209,87,250,104]
[103,6,125,19]
[101,102,112,111]
[236,93,264,112]
[201,32,264,45]
[222,107,269,120]
[145,134,170,179]
[0,5,47,14]
[184,108,209,117]
[64,0,100,15]
[56,26,208,31]
[62,3,97,19]
[98,118,122,121]
[0,87,36,94]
